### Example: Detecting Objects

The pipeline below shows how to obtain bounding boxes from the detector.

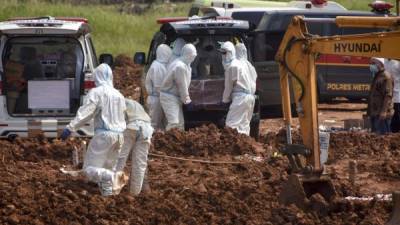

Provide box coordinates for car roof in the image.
[199,1,347,17]
[0,18,90,35]
[161,18,249,36]
[192,0,288,8]
[255,10,380,32]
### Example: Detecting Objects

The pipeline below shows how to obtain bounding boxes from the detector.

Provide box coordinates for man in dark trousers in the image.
[367,57,394,135]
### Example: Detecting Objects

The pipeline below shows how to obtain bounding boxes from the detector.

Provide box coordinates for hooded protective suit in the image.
[168,38,186,65]
[221,42,255,135]
[115,99,153,195]
[385,59,400,132]
[236,43,257,95]
[145,44,172,130]
[385,59,400,104]
[66,63,127,196]
[160,44,197,130]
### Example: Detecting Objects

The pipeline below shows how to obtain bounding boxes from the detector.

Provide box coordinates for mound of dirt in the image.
[0,130,396,224]
[113,54,143,101]
[152,124,264,157]
[328,132,400,162]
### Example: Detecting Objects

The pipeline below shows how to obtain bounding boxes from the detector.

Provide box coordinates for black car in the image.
[135,18,261,139]
[231,9,382,117]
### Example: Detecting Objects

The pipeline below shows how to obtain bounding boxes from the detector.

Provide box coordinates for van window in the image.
[3,37,84,116]
[253,13,338,62]
[190,35,234,79]
[165,35,236,79]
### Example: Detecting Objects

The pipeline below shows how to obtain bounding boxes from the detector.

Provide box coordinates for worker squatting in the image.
[60,39,257,197]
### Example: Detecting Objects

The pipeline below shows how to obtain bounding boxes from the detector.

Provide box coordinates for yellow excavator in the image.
[275,16,400,224]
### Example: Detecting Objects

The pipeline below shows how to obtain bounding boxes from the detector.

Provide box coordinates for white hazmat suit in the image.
[236,43,257,95]
[168,38,186,65]
[385,59,400,104]
[115,99,154,195]
[385,59,400,132]
[145,44,172,130]
[66,63,127,196]
[160,44,197,131]
[221,42,255,135]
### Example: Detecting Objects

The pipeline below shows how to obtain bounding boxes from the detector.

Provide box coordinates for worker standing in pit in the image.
[235,43,257,96]
[60,63,128,196]
[145,44,172,131]
[385,59,400,132]
[219,41,255,135]
[168,38,186,66]
[160,44,197,131]
[114,98,153,195]
[367,57,394,135]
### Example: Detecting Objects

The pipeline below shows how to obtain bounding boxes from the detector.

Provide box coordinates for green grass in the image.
[0,0,190,55]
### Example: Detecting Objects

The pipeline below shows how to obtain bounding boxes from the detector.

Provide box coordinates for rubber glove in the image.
[183,102,195,111]
[60,128,72,141]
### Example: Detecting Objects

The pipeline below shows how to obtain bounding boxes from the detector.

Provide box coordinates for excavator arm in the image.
[275,16,400,211]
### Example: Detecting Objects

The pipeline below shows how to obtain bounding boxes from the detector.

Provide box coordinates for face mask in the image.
[370,64,379,77]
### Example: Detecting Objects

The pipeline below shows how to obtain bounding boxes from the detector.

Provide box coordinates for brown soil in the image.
[113,54,143,101]
[152,124,264,157]
[0,60,397,224]
[0,126,396,225]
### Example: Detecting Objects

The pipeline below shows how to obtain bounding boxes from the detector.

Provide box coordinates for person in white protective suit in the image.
[235,43,257,95]
[145,44,172,130]
[160,43,197,131]
[168,38,186,65]
[60,63,128,196]
[114,98,154,195]
[219,41,256,135]
[385,59,400,132]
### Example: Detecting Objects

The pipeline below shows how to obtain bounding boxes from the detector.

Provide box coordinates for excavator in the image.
[275,15,400,224]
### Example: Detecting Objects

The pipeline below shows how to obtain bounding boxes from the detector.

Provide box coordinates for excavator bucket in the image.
[279,174,336,209]
[386,191,400,225]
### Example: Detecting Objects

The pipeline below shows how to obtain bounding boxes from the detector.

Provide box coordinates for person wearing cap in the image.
[367,57,394,135]
[160,43,197,131]
[385,58,400,132]
[219,41,255,135]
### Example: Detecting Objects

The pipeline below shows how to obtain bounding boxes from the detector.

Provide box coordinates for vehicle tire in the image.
[7,134,18,142]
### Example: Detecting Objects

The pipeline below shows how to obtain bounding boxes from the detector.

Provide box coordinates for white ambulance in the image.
[0,17,109,138]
